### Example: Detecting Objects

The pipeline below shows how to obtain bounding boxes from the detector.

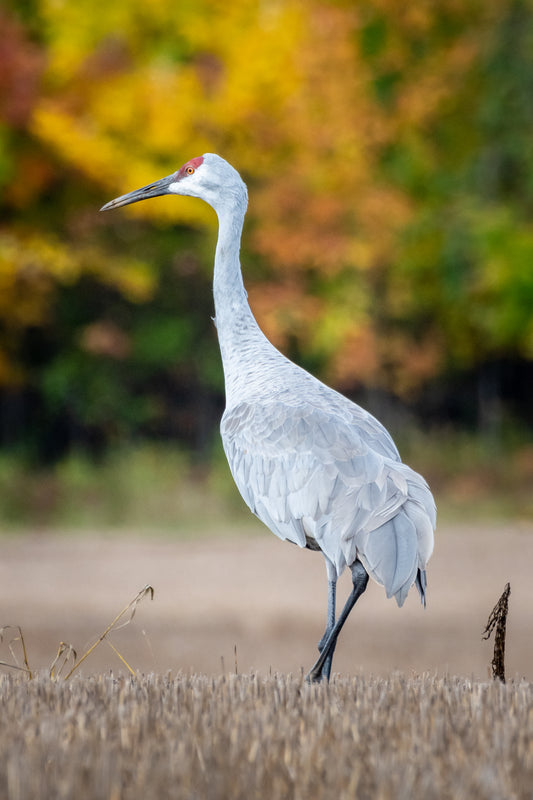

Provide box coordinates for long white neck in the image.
[212,201,279,408]
[212,202,249,330]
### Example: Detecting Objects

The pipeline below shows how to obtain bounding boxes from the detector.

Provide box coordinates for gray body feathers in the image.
[221,346,435,606]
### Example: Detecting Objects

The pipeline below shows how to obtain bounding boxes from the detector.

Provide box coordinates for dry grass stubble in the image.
[1,526,532,799]
[1,671,532,800]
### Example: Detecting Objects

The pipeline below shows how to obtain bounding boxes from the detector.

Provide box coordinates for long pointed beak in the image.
[100,173,176,211]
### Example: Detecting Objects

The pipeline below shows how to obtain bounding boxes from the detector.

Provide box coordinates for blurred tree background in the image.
[1,0,533,525]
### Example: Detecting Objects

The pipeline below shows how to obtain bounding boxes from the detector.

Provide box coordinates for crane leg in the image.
[316,558,337,681]
[306,560,369,683]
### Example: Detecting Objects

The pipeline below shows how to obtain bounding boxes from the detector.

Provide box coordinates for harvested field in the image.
[1,672,532,799]
[1,524,532,799]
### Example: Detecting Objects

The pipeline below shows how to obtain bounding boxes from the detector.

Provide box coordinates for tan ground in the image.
[1,522,531,680]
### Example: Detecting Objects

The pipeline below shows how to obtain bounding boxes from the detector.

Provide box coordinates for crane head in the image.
[100,154,247,214]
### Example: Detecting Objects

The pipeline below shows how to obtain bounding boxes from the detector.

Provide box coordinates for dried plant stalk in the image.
[49,642,77,679]
[63,584,154,680]
[482,582,511,682]
[0,625,33,679]
[105,638,136,676]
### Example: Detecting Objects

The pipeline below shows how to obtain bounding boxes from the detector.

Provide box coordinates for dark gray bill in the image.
[100,173,176,211]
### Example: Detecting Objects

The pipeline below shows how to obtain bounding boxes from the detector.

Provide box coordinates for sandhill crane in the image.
[101,154,436,682]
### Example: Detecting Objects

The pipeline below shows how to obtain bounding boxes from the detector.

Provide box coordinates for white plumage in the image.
[102,152,436,681]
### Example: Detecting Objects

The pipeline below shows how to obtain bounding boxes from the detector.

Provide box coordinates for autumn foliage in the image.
[1,0,533,458]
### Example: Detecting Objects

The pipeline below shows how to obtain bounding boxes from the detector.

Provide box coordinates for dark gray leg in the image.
[306,560,369,683]
[317,557,337,681]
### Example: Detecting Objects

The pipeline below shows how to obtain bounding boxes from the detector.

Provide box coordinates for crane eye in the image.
[186,166,195,175]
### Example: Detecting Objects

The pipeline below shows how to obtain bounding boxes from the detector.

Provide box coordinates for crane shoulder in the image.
[223,344,401,461]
